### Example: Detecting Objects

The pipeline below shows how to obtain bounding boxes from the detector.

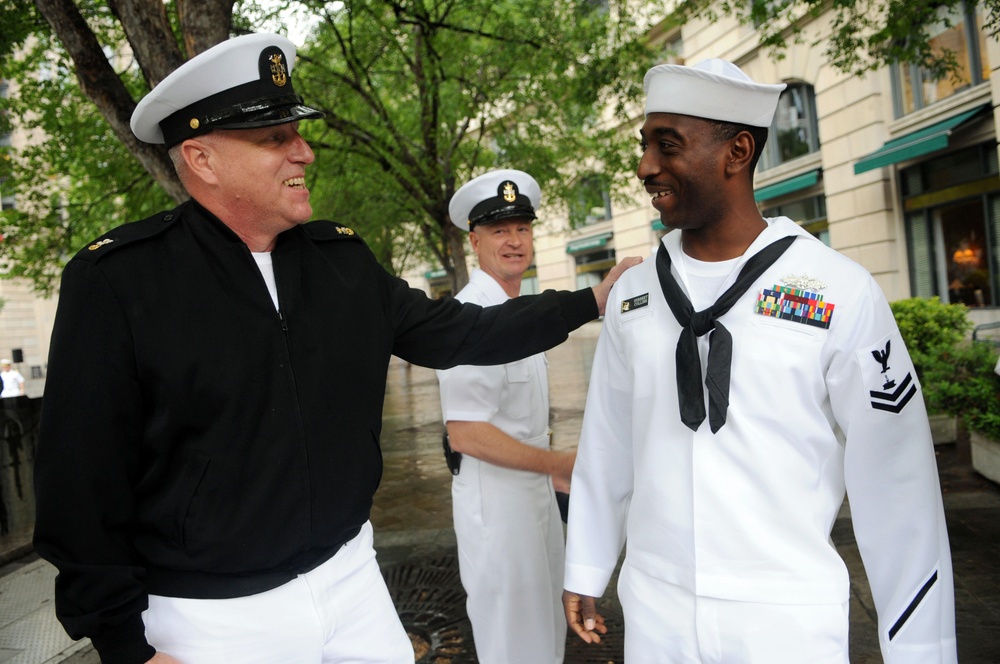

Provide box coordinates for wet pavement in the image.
[5,321,1000,662]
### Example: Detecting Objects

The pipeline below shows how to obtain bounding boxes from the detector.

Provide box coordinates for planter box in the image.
[970,430,1000,485]
[929,413,958,445]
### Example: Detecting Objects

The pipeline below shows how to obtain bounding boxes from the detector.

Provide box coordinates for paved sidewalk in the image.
[0,554,90,664]
[5,322,1000,663]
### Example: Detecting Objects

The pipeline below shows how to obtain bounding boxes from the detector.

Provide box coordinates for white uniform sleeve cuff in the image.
[564,561,614,598]
[440,409,493,423]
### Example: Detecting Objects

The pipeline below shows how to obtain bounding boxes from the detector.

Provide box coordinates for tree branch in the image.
[32,0,187,202]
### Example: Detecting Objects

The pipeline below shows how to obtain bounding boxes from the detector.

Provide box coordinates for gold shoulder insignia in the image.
[88,239,114,251]
[335,226,355,235]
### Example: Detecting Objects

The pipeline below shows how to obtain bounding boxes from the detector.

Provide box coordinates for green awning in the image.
[424,268,447,280]
[754,169,821,202]
[651,218,667,231]
[566,232,613,254]
[854,104,990,175]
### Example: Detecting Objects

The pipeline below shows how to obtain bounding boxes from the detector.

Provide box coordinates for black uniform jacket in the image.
[32,200,597,663]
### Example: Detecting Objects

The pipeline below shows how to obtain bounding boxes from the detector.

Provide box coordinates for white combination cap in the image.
[131,33,323,146]
[449,169,542,231]
[643,58,786,127]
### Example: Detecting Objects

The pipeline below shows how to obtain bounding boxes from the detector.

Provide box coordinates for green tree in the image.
[0,0,248,292]
[1,0,655,288]
[295,0,653,287]
[2,0,999,291]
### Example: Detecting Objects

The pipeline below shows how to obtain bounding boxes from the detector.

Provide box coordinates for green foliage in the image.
[889,297,972,377]
[0,1,48,58]
[671,0,1000,79]
[4,0,660,291]
[891,297,1000,436]
[293,0,658,287]
[920,340,1000,437]
[6,0,998,292]
[1,28,171,294]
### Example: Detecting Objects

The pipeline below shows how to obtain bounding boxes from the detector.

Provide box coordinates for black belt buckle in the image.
[442,429,462,475]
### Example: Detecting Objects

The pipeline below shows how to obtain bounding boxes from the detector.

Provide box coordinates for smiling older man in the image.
[437,170,576,664]
[32,33,637,664]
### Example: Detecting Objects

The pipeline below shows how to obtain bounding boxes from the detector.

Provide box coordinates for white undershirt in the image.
[251,251,280,310]
[682,252,741,311]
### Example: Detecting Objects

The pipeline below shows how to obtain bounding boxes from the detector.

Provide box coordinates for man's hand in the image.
[146,653,182,664]
[563,589,607,644]
[551,449,576,493]
[591,256,643,316]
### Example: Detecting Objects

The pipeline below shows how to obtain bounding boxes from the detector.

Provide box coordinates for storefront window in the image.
[762,195,829,245]
[903,143,1000,307]
[943,199,991,307]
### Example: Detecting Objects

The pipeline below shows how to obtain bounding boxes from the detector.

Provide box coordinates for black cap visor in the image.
[468,196,536,229]
[160,77,324,146]
[213,103,325,131]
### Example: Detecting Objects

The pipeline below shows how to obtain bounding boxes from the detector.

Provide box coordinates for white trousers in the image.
[618,561,850,664]
[452,454,566,664]
[142,521,413,663]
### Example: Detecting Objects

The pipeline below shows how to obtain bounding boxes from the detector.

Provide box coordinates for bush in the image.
[890,297,972,378]
[920,340,998,418]
[891,297,1000,437]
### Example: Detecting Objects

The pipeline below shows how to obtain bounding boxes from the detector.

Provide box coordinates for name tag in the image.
[621,293,649,314]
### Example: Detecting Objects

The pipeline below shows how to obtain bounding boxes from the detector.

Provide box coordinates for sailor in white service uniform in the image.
[438,170,573,664]
[562,59,957,664]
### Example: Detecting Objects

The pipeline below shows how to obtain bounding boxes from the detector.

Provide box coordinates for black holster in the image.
[442,428,462,475]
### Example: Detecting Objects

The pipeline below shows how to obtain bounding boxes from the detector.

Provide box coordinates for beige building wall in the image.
[0,283,58,397]
[0,76,57,397]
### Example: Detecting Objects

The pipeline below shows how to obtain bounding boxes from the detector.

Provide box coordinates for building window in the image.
[569,174,612,227]
[759,83,820,172]
[0,80,10,148]
[520,265,539,295]
[762,195,829,245]
[424,268,453,299]
[902,143,1000,307]
[574,248,616,290]
[659,33,684,65]
[892,1,990,116]
[0,177,12,211]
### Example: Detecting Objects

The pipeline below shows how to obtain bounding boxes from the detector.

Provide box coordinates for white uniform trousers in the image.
[619,561,849,664]
[452,447,566,664]
[142,521,413,663]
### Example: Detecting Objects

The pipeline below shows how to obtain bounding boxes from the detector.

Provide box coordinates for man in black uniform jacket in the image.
[32,33,638,664]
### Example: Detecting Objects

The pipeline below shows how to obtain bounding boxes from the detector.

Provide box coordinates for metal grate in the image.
[383,554,475,662]
[382,552,625,664]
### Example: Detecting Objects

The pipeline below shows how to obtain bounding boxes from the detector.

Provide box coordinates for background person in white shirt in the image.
[1,359,25,398]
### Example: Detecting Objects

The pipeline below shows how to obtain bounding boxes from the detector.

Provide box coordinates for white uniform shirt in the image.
[437,268,549,442]
[436,268,563,664]
[565,217,956,663]
[0,369,24,398]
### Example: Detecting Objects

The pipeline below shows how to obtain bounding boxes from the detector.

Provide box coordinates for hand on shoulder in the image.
[592,256,643,315]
